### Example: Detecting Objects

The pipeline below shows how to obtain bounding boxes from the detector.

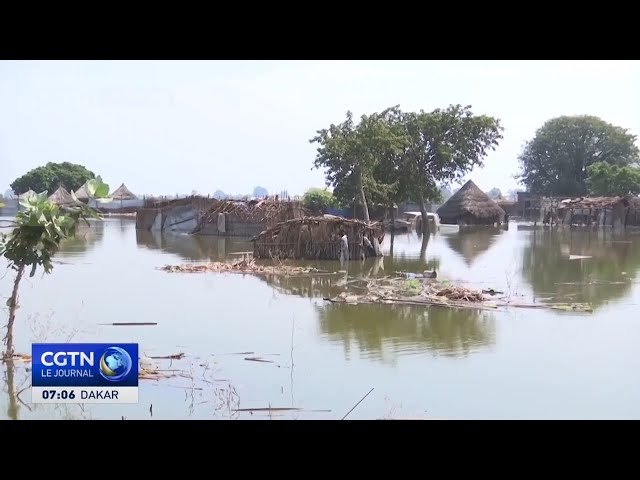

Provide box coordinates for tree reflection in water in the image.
[521,228,640,307]
[316,303,495,362]
[1,358,93,420]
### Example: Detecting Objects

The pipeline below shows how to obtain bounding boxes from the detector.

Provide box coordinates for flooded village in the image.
[2,60,640,420]
[4,175,640,420]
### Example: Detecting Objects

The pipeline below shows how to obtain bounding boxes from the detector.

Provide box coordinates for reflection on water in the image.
[444,227,504,266]
[3,217,640,419]
[317,303,495,362]
[521,228,640,306]
[58,221,105,256]
[136,230,252,263]
[3,360,18,420]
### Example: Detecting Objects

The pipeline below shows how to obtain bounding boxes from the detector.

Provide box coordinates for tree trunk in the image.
[356,168,370,223]
[418,194,431,235]
[420,232,429,263]
[3,265,25,360]
[5,359,18,420]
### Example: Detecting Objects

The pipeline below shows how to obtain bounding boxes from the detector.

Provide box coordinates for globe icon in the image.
[99,347,133,382]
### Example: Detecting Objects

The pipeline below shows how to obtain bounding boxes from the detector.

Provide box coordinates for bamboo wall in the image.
[253,219,384,261]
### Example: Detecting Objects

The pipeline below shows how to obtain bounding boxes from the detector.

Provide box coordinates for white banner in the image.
[31,386,138,404]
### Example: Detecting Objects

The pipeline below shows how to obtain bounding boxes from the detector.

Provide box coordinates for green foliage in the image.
[517,115,640,196]
[402,279,422,296]
[85,176,110,200]
[302,188,339,214]
[310,104,502,215]
[1,194,98,277]
[586,161,640,196]
[10,162,97,195]
[396,105,503,206]
[309,106,407,214]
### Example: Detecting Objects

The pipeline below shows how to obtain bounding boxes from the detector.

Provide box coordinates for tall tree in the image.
[10,162,97,195]
[517,115,640,196]
[310,107,405,222]
[586,161,640,196]
[397,105,503,232]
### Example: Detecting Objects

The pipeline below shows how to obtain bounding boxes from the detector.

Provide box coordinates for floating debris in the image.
[139,368,179,380]
[323,275,594,313]
[232,407,331,413]
[569,255,592,260]
[5,353,32,363]
[149,352,185,360]
[325,277,491,311]
[244,357,275,364]
[160,259,336,277]
[98,322,158,326]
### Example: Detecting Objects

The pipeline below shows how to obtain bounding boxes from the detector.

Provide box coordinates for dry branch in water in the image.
[149,352,185,360]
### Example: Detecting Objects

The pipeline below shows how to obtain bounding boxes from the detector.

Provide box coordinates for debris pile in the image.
[325,277,489,310]
[160,258,335,277]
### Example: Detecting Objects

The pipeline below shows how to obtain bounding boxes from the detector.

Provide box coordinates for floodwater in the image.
[2,217,640,420]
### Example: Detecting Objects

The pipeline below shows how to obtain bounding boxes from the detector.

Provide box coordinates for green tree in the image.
[310,107,405,222]
[517,115,640,196]
[10,162,97,195]
[586,161,640,196]
[0,178,110,360]
[397,105,503,232]
[302,188,339,214]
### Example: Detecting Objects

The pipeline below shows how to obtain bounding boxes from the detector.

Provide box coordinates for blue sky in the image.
[1,60,638,197]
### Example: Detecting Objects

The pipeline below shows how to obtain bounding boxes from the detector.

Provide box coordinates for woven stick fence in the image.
[252,216,385,261]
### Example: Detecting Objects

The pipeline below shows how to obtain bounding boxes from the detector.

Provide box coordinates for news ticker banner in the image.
[31,343,139,404]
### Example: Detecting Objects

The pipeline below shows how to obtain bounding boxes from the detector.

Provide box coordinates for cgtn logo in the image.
[32,343,138,404]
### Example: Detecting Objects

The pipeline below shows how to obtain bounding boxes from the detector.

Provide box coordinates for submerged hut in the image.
[47,186,76,206]
[252,216,385,261]
[436,180,505,226]
[541,196,635,229]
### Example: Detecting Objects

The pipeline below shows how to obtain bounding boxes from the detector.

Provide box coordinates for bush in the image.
[302,188,338,214]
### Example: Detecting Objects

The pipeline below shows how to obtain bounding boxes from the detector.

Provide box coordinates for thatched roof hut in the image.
[47,186,75,205]
[111,183,138,200]
[436,180,505,226]
[252,215,385,261]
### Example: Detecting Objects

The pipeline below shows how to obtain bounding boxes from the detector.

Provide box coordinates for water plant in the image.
[0,177,110,360]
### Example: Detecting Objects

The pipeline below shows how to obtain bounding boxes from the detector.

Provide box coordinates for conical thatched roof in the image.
[436,180,505,222]
[48,186,75,205]
[21,189,36,198]
[73,181,91,200]
[111,183,137,200]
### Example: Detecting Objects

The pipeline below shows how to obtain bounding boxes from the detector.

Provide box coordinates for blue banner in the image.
[32,343,139,388]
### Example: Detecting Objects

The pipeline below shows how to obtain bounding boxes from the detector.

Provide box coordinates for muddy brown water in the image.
[2,217,640,419]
